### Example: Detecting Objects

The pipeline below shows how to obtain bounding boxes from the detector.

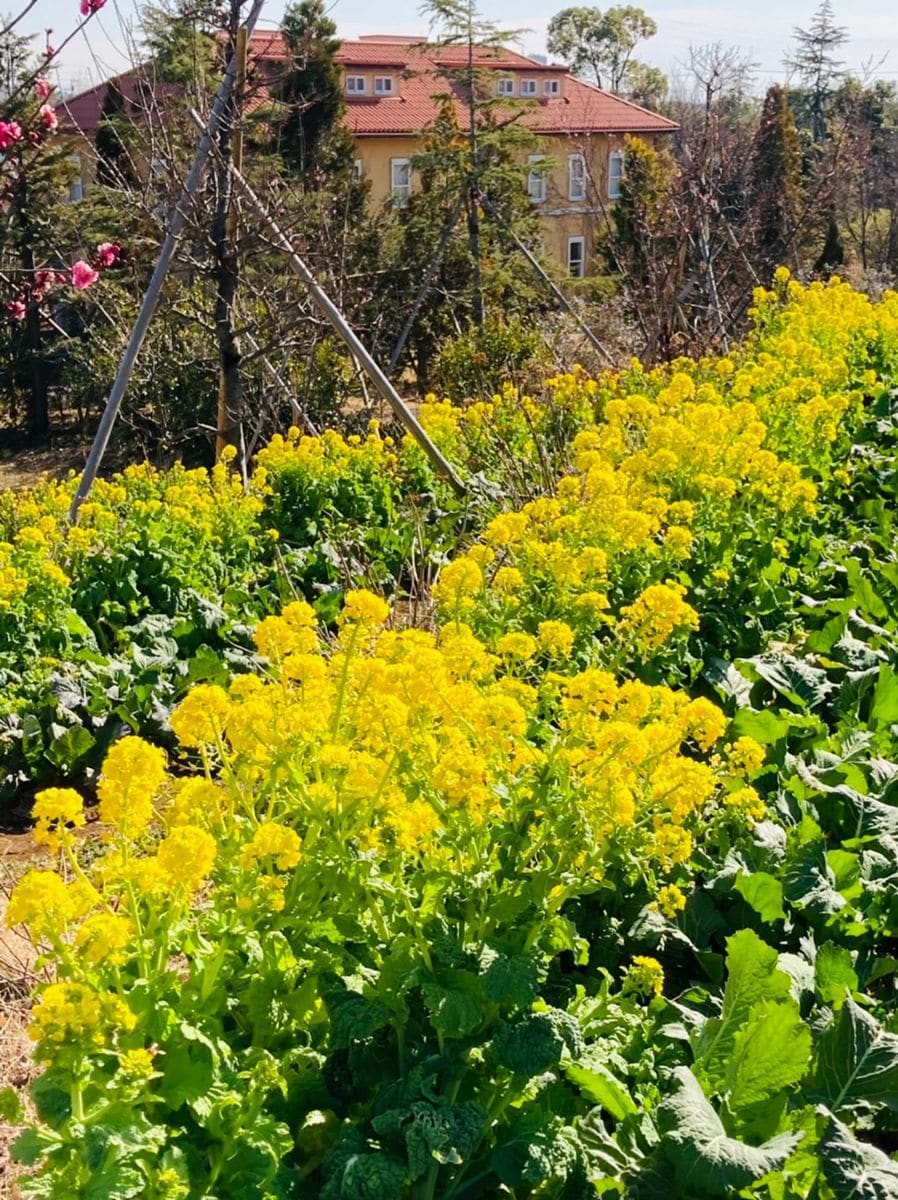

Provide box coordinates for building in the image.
[60,31,677,276]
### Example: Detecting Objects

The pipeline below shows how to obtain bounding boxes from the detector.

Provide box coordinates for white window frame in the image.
[391,157,411,205]
[346,75,366,95]
[496,77,514,96]
[374,76,394,95]
[567,235,585,278]
[527,154,546,203]
[568,153,586,201]
[353,158,363,180]
[608,149,624,200]
[520,79,538,96]
[544,79,560,96]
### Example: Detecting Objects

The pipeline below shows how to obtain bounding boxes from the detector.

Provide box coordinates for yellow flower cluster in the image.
[29,982,135,1054]
[426,278,898,666]
[97,737,167,839]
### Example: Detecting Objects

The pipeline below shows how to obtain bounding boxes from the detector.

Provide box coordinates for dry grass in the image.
[0,837,47,1200]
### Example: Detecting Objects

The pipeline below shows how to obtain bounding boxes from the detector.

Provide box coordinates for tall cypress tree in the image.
[277,0,353,182]
[750,85,803,269]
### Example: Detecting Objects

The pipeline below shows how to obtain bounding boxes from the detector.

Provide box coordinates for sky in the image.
[29,0,898,96]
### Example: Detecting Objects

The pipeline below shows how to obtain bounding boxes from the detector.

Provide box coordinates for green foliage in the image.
[546,5,658,92]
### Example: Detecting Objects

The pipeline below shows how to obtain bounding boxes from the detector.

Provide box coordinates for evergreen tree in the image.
[750,85,803,269]
[785,1,848,141]
[277,0,354,182]
[95,78,137,188]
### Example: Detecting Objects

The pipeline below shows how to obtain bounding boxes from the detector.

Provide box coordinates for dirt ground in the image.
[0,440,90,494]
[0,836,47,1200]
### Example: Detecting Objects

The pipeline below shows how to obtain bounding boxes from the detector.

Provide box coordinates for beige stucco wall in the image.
[356,129,654,274]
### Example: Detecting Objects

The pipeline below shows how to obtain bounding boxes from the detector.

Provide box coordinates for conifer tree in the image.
[786,1,848,142]
[750,85,803,269]
[95,78,137,188]
[277,0,354,182]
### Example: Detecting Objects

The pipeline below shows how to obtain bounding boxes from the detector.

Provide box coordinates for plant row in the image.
[5,274,898,1198]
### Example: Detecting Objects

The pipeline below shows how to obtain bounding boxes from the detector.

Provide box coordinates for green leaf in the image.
[735,872,785,923]
[729,708,793,746]
[45,724,96,772]
[564,1059,637,1120]
[871,662,898,729]
[694,929,793,1088]
[492,1010,583,1076]
[480,950,540,1011]
[815,944,858,1009]
[748,653,833,709]
[10,1127,59,1166]
[657,1067,801,1195]
[815,996,898,1112]
[421,981,482,1039]
[820,1115,898,1200]
[0,1086,24,1123]
[724,1002,812,1111]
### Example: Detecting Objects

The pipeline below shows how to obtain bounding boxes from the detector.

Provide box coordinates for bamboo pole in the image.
[213,144,466,497]
[480,197,615,367]
[215,21,248,457]
[68,0,267,523]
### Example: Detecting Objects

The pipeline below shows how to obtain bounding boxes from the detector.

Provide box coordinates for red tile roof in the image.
[60,31,676,140]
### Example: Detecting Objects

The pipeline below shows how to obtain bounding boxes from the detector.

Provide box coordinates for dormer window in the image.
[374,76,395,95]
[520,79,537,96]
[544,79,560,96]
[346,76,366,94]
[496,77,514,96]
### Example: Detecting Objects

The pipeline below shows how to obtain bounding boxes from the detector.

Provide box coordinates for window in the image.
[568,153,586,201]
[374,76,394,94]
[391,157,411,205]
[568,236,585,278]
[353,159,363,180]
[544,79,560,96]
[68,155,84,203]
[608,149,624,199]
[527,154,545,203]
[496,77,514,96]
[520,79,538,96]
[346,76,366,94]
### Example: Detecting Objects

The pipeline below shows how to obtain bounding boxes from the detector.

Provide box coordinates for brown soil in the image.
[0,440,90,493]
[0,843,46,1200]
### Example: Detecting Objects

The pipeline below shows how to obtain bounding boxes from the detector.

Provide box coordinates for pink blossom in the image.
[95,242,121,267]
[39,104,58,133]
[79,0,106,14]
[6,300,25,321]
[71,260,99,290]
[35,78,52,101]
[0,121,23,150]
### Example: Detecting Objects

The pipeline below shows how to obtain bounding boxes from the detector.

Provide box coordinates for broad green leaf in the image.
[748,653,833,709]
[815,944,858,1008]
[871,662,898,729]
[730,708,793,746]
[694,929,793,1087]
[815,996,898,1112]
[421,982,482,1039]
[724,1001,812,1111]
[45,724,95,772]
[735,872,785,923]
[820,1116,898,1200]
[703,657,753,708]
[564,1060,637,1120]
[657,1067,801,1196]
[0,1085,24,1123]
